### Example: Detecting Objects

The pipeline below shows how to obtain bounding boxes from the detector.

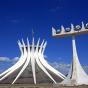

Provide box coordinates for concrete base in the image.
[53,84,88,88]
[0,83,53,88]
[0,84,88,88]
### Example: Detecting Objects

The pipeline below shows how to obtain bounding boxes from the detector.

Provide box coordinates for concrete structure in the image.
[0,21,88,87]
[0,38,65,88]
[52,22,88,86]
[61,36,88,86]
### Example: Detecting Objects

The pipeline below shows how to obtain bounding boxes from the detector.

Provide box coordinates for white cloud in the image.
[0,57,19,63]
[12,57,19,62]
[0,57,11,62]
[50,62,70,75]
[0,56,88,75]
[44,55,48,59]
[12,57,19,64]
[50,61,88,75]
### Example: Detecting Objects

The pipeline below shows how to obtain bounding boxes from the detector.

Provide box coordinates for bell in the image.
[65,28,71,32]
[74,25,81,31]
[56,29,61,34]
[85,23,88,29]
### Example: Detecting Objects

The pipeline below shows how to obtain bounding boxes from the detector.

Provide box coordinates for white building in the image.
[0,38,65,88]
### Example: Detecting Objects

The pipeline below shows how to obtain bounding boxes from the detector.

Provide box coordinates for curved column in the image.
[12,38,31,84]
[33,38,40,84]
[31,38,36,84]
[0,40,23,77]
[35,53,57,84]
[38,42,65,79]
[0,40,27,81]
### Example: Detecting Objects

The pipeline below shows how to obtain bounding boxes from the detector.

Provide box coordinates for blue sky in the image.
[0,0,88,71]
